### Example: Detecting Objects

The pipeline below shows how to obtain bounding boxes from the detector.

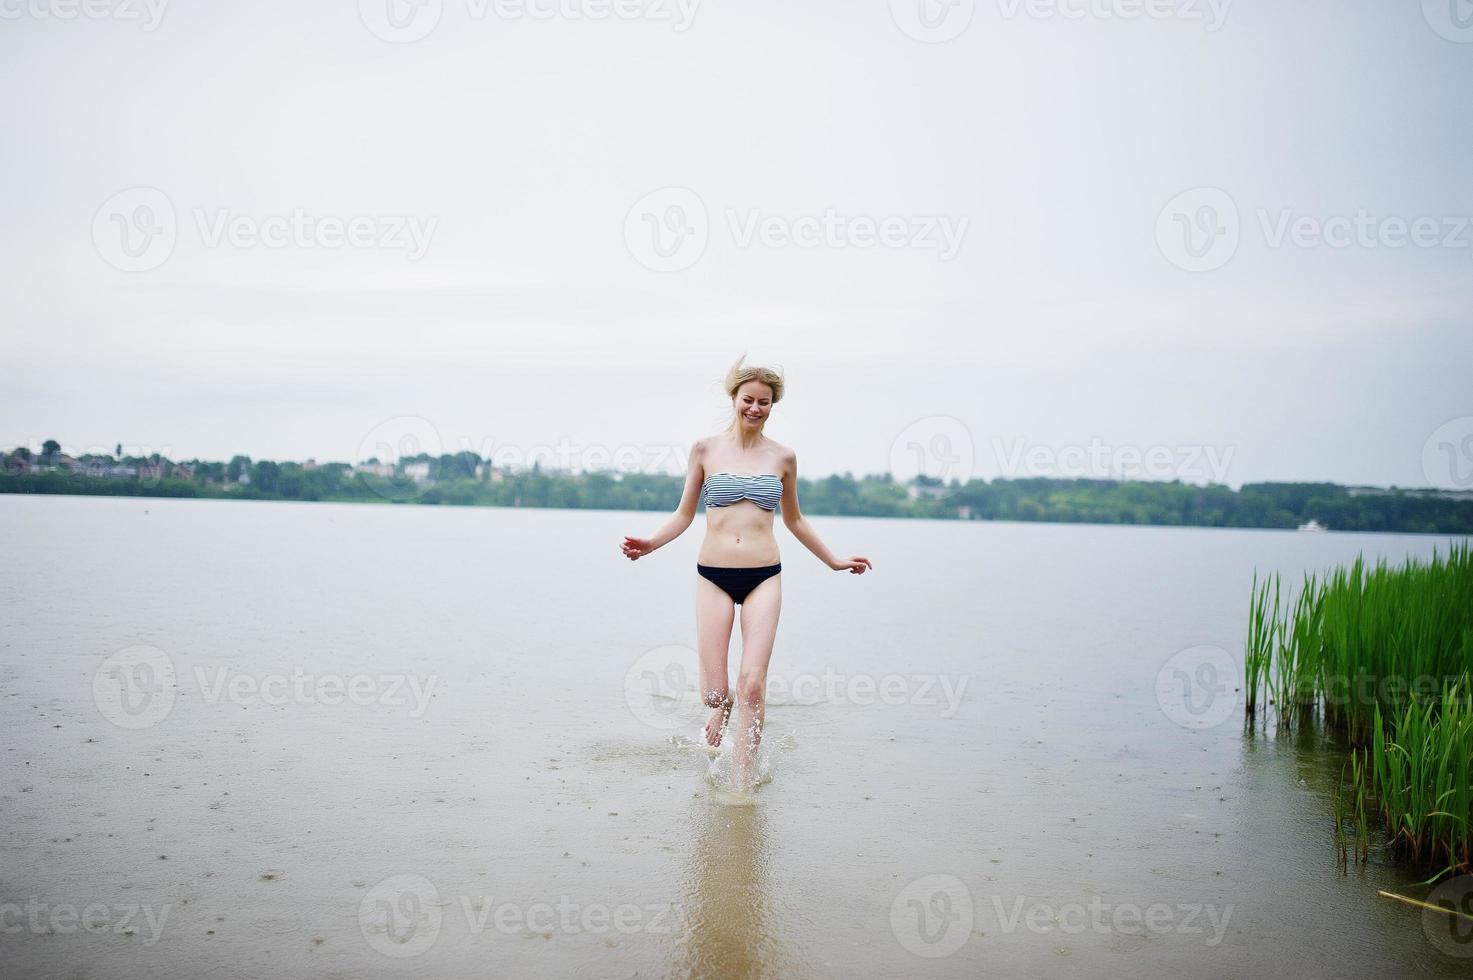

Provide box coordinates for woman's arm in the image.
[780,450,873,574]
[621,440,705,560]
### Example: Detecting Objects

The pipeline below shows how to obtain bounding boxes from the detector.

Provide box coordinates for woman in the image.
[620,358,873,787]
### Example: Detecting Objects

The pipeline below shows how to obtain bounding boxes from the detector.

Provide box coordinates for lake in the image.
[1,493,1469,978]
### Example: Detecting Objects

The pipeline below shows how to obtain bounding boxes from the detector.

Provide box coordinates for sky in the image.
[2,0,1471,490]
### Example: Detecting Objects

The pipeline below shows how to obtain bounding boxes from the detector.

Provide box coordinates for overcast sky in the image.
[3,0,1471,489]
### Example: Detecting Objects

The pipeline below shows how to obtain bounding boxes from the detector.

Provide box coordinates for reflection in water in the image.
[676,798,801,980]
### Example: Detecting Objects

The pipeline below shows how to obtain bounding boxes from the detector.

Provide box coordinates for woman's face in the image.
[734,381,774,430]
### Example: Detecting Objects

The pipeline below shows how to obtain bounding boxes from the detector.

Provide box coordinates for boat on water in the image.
[1297,519,1328,532]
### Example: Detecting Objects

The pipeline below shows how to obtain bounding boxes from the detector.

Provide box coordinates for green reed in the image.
[1245,541,1473,875]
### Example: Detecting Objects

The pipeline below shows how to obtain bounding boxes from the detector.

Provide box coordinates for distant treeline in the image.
[3,455,1472,534]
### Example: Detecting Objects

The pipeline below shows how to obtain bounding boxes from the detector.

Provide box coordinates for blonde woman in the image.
[621,359,873,787]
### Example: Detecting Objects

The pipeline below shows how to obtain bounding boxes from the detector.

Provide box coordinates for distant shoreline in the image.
[4,469,1472,536]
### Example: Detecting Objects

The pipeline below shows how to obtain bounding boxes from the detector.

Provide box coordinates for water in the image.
[1,493,1469,978]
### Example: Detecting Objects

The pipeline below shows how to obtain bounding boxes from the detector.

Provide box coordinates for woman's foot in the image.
[703,695,733,746]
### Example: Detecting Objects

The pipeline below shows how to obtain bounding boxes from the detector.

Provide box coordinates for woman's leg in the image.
[732,573,782,786]
[695,574,736,745]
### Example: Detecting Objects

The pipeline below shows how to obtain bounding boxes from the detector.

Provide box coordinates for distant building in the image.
[1346,485,1473,501]
[907,482,949,501]
[403,462,432,484]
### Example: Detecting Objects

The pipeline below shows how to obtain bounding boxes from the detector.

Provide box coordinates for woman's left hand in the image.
[833,556,873,574]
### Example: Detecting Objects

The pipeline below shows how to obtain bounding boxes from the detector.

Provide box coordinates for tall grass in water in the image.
[1245,541,1473,876]
[1364,684,1472,874]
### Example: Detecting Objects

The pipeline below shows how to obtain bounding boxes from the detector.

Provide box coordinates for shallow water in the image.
[1,494,1470,978]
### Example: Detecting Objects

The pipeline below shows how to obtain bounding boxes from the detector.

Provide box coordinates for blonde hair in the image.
[723,354,785,403]
[720,355,785,435]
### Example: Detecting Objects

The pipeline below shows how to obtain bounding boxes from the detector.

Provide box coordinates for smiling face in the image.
[733,380,775,431]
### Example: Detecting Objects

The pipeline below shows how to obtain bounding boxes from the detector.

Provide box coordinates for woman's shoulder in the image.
[765,439,797,472]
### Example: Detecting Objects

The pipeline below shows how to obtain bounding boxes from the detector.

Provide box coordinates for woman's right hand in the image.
[621,536,654,560]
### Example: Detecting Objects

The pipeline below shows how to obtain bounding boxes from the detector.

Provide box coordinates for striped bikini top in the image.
[702,472,783,511]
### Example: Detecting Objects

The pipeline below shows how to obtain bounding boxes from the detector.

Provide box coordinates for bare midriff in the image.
[698,500,780,567]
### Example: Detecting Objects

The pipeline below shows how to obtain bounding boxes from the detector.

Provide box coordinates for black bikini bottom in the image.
[696,563,782,605]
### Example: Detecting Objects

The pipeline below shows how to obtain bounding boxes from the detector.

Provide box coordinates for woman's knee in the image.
[735,674,766,705]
